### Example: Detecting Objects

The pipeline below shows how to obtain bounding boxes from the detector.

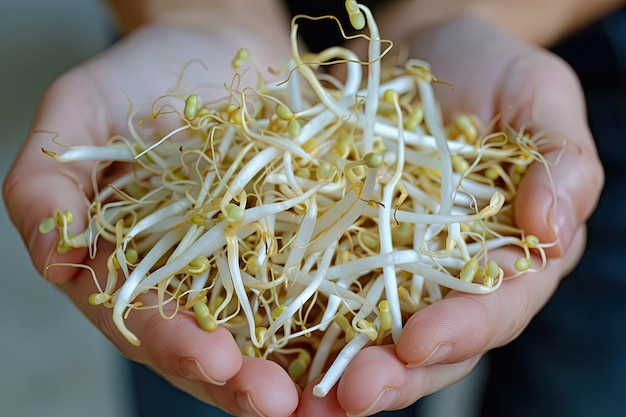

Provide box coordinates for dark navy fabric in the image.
[129,5,626,417]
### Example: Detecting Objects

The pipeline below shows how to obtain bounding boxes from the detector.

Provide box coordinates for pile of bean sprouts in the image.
[40,1,552,395]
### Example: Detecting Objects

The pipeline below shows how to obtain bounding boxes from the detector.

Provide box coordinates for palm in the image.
[297,17,602,416]
[5,23,299,417]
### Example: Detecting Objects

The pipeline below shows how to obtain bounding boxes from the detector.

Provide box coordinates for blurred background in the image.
[0,1,484,416]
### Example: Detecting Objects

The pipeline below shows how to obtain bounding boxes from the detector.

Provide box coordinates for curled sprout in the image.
[39,1,557,394]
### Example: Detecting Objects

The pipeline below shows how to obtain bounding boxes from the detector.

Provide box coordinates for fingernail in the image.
[236,391,266,417]
[180,358,226,386]
[407,342,454,368]
[346,388,400,417]
[548,197,577,254]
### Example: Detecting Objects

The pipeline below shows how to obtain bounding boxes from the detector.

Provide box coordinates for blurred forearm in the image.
[376,0,625,46]
[104,0,289,35]
[471,0,624,45]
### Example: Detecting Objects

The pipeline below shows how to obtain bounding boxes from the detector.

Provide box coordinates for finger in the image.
[58,254,244,386]
[515,144,601,257]
[488,46,604,256]
[150,357,299,417]
[3,68,108,283]
[217,357,299,417]
[59,249,298,417]
[509,63,603,255]
[298,375,346,417]
[299,345,480,417]
[157,356,299,417]
[395,226,586,368]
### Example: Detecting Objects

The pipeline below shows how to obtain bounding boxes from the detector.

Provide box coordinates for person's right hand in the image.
[3,6,300,416]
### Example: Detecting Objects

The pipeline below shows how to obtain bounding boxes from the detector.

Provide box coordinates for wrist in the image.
[374,0,623,47]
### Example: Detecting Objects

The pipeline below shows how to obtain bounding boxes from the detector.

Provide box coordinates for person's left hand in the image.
[297,17,603,416]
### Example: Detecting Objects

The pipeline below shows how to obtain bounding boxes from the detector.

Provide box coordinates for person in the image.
[3,0,620,416]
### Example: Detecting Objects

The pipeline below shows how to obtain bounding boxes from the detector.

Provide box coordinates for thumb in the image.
[510,55,603,256]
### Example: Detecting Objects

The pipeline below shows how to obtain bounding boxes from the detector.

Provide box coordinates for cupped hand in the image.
[298,17,603,416]
[3,23,299,417]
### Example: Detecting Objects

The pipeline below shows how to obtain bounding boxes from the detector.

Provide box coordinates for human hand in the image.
[297,17,603,416]
[3,16,301,417]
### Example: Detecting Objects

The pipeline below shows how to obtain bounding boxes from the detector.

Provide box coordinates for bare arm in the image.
[105,0,289,36]
[375,0,625,46]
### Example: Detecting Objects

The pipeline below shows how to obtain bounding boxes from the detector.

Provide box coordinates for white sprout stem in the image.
[403,181,440,213]
[425,280,443,303]
[240,103,313,162]
[134,124,190,159]
[265,243,335,340]
[325,250,420,279]
[94,168,152,203]
[255,194,276,270]
[167,223,206,261]
[378,93,405,342]
[403,262,502,294]
[278,198,317,285]
[410,274,425,306]
[465,236,522,254]
[209,142,256,201]
[103,245,130,296]
[351,273,385,325]
[286,60,304,113]
[416,73,468,260]
[50,145,136,162]
[293,109,338,145]
[238,269,283,291]
[403,147,442,171]
[188,269,211,294]
[307,321,343,382]
[290,22,351,119]
[130,184,326,292]
[364,74,413,97]
[193,126,235,207]
[166,129,234,264]
[319,274,355,330]
[111,227,186,345]
[282,152,302,192]
[417,76,454,215]
[226,235,261,347]
[220,146,281,209]
[372,122,433,151]
[268,265,370,309]
[272,318,333,349]
[359,4,381,154]
[126,104,151,150]
[124,199,190,243]
[315,46,362,97]
[456,174,507,201]
[313,327,372,397]
[213,254,236,321]
[265,174,345,199]
[360,195,503,225]
[307,166,378,253]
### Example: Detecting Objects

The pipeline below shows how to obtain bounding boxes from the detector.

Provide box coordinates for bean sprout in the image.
[40,0,556,395]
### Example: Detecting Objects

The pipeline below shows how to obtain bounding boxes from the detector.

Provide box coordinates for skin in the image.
[299,13,604,417]
[3,1,609,416]
[4,3,300,416]
[374,0,625,47]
